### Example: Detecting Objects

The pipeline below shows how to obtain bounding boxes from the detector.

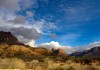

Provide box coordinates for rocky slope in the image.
[0,31,18,45]
[51,48,66,56]
[0,31,67,59]
[70,46,100,56]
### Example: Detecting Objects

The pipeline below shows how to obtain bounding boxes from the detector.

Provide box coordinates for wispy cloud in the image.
[61,0,100,22]
[75,41,100,52]
[0,0,57,46]
[57,33,80,45]
[0,0,100,50]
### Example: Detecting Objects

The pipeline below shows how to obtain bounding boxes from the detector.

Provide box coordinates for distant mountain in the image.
[70,46,100,56]
[0,31,67,59]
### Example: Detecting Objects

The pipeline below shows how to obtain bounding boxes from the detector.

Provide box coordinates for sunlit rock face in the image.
[0,31,68,58]
[0,31,18,45]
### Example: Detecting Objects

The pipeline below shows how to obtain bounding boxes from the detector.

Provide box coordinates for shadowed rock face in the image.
[90,47,100,52]
[70,46,100,56]
[0,31,18,45]
[51,48,67,56]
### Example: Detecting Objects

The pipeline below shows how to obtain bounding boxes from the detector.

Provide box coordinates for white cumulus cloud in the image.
[36,41,77,54]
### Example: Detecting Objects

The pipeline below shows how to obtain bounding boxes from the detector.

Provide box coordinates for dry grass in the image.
[47,59,100,70]
[26,59,39,69]
[0,58,25,69]
[0,58,99,70]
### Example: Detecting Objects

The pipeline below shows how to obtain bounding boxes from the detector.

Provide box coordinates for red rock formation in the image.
[0,31,18,45]
[51,48,67,56]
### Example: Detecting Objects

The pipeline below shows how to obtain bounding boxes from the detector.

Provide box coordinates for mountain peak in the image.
[0,31,68,58]
[0,31,18,45]
[71,46,100,56]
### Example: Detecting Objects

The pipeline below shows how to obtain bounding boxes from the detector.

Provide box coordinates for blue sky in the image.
[31,0,100,46]
[0,0,100,50]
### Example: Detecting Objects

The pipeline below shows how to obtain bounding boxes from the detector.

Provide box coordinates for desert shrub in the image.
[51,56,67,62]
[26,59,39,69]
[28,55,46,62]
[86,66,99,70]
[54,67,64,70]
[66,66,75,70]
[0,44,9,56]
[66,60,73,64]
[1,45,38,60]
[0,48,4,55]
[33,48,48,55]
[43,57,52,63]
[0,58,26,69]
[0,44,9,49]
[35,65,47,70]
[98,61,100,66]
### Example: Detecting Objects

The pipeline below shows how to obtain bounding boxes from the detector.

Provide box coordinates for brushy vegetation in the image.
[0,44,100,69]
[0,57,100,70]
[0,58,25,69]
[0,31,100,70]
